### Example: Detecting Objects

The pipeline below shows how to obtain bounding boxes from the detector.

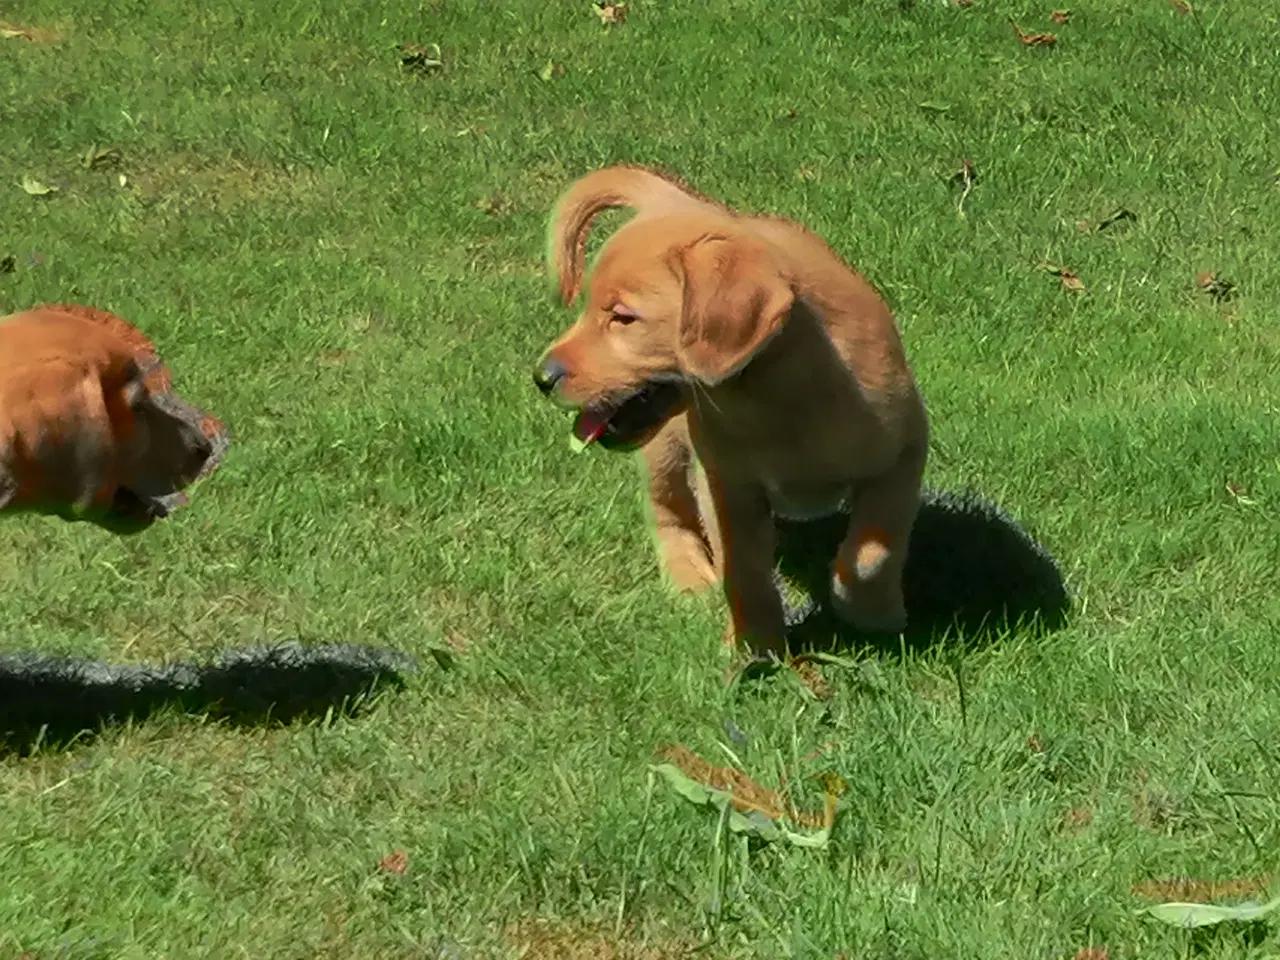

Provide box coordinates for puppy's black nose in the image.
[533,357,568,396]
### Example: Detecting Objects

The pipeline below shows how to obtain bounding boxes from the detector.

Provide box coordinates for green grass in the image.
[3,0,1280,956]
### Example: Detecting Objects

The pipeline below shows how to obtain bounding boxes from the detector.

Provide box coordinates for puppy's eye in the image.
[609,307,640,326]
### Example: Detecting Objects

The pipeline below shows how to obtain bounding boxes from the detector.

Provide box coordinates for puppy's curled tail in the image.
[546,164,711,306]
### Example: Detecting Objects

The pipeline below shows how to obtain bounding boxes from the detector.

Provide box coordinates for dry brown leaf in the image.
[1051,9,1072,23]
[1060,806,1094,832]
[478,192,512,216]
[1225,479,1255,505]
[1074,948,1109,960]
[1059,271,1085,293]
[659,744,827,829]
[1012,21,1057,46]
[791,660,834,701]
[1196,270,1236,303]
[1042,264,1086,293]
[0,21,59,42]
[1170,0,1192,13]
[1026,734,1046,754]
[1133,874,1274,903]
[378,850,409,875]
[594,2,629,25]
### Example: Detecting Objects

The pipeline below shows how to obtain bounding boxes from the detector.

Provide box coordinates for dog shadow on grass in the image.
[0,642,419,756]
[773,487,1072,658]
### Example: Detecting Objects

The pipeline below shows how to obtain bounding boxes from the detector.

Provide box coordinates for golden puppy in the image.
[0,304,220,532]
[534,165,929,662]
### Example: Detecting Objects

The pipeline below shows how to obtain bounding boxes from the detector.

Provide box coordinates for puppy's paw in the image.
[830,558,906,634]
[657,528,718,592]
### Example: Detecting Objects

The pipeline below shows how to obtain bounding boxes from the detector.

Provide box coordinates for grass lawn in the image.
[3,0,1280,955]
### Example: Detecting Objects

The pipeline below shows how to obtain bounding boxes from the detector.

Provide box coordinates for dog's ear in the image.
[674,234,795,386]
[546,165,705,306]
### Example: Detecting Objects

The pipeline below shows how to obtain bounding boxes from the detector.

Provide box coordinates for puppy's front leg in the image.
[705,471,787,661]
[642,416,716,592]
[831,439,927,633]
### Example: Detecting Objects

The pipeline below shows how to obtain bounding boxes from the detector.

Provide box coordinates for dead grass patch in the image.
[130,152,312,210]
[506,918,696,959]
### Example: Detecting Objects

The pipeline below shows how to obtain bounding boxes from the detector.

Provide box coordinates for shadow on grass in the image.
[775,487,1071,657]
[0,642,419,755]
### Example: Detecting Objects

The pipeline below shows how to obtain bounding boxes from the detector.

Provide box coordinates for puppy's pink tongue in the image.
[572,408,610,446]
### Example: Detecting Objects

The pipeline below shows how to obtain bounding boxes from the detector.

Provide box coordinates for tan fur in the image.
[0,307,212,521]
[538,165,929,660]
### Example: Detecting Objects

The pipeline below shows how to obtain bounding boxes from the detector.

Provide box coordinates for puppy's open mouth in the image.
[97,424,231,533]
[109,487,189,523]
[571,380,686,453]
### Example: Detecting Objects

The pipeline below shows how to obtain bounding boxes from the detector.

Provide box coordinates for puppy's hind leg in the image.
[641,415,717,593]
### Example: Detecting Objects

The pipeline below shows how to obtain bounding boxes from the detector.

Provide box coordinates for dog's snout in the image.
[187,433,214,479]
[533,356,568,396]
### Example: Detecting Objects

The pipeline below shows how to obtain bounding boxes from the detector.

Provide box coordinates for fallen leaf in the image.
[82,144,122,170]
[791,660,833,701]
[1169,0,1192,13]
[378,850,410,875]
[1073,948,1108,960]
[955,0,974,6]
[0,254,14,274]
[398,42,442,72]
[477,192,511,216]
[1051,10,1072,24]
[1225,480,1255,505]
[0,21,59,42]
[1143,895,1280,929]
[795,165,818,182]
[20,176,57,197]
[537,59,565,81]
[594,2,629,25]
[654,743,839,847]
[1026,734,1046,753]
[1042,263,1086,293]
[1196,270,1236,303]
[1060,806,1094,832]
[1134,875,1275,903]
[1012,21,1057,46]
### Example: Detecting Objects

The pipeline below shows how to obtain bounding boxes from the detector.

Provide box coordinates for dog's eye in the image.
[609,309,640,326]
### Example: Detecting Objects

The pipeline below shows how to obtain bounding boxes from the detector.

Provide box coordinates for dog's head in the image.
[0,308,226,534]
[534,211,796,451]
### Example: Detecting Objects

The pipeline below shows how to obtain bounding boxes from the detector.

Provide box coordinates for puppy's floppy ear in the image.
[674,233,795,386]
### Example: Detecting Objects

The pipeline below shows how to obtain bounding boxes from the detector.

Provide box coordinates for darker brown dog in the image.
[534,165,929,663]
[0,304,223,532]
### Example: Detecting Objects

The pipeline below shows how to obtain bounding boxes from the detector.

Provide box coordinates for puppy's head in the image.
[104,362,218,529]
[0,308,225,533]
[534,213,795,451]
